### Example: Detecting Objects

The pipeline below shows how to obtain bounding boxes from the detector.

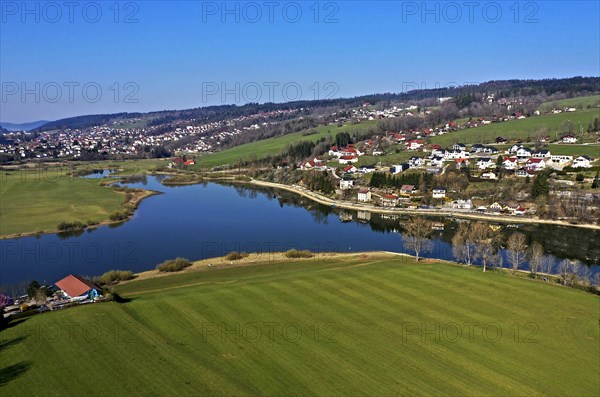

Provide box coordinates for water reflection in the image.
[1,175,598,294]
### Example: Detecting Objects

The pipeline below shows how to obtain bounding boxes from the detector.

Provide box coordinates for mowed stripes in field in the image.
[1,257,598,396]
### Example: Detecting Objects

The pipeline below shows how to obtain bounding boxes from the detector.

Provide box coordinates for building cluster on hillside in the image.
[0,109,302,160]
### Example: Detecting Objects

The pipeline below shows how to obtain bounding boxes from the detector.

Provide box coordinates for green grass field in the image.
[2,255,598,396]
[194,120,379,169]
[546,144,600,158]
[538,95,600,112]
[431,108,600,146]
[0,169,125,236]
[71,158,168,176]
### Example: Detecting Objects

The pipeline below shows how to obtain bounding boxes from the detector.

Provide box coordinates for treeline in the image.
[302,171,336,194]
[34,77,599,132]
[34,112,140,132]
[400,77,599,101]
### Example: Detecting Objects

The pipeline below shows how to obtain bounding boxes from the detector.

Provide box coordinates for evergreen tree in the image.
[531,171,550,199]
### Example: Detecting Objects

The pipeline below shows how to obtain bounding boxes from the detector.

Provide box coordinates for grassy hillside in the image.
[431,108,600,146]
[194,120,379,169]
[2,254,598,396]
[0,169,126,236]
[538,95,600,112]
[546,144,600,157]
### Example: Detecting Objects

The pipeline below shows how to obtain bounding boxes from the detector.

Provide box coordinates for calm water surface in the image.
[1,175,598,292]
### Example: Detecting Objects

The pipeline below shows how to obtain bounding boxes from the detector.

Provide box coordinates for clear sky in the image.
[1,0,599,123]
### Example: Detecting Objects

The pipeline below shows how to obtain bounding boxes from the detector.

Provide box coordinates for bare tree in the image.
[540,255,555,281]
[403,217,432,262]
[528,242,545,278]
[558,259,574,285]
[573,261,591,286]
[452,223,476,266]
[507,232,528,273]
[472,222,499,272]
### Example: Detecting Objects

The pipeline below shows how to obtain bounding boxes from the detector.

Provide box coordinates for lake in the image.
[1,175,599,293]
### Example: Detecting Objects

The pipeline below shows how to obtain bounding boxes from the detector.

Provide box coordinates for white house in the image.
[551,155,573,164]
[516,147,532,159]
[452,143,467,151]
[343,165,357,174]
[391,163,410,174]
[481,171,497,180]
[508,144,523,154]
[470,143,486,153]
[515,169,532,178]
[561,135,578,143]
[489,202,504,212]
[339,178,354,190]
[357,189,371,202]
[445,149,469,160]
[533,149,551,159]
[358,165,376,174]
[381,194,399,207]
[450,199,472,210]
[503,157,519,170]
[338,155,358,164]
[572,156,593,168]
[431,148,446,158]
[476,157,494,170]
[507,205,527,216]
[432,188,446,199]
[429,156,445,167]
[525,158,546,171]
[408,156,425,168]
[406,140,424,150]
[481,146,499,154]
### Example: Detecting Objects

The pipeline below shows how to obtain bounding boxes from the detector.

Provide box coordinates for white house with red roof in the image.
[406,140,424,150]
[357,189,371,202]
[55,274,101,300]
[301,159,327,171]
[400,185,417,196]
[338,155,358,164]
[381,194,399,207]
[525,157,546,171]
[503,157,519,170]
[343,165,357,173]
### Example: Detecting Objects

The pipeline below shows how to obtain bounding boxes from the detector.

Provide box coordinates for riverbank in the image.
[244,178,600,230]
[117,250,587,294]
[155,172,600,229]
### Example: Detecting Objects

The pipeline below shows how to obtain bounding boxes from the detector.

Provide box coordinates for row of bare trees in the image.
[401,217,599,290]
[452,222,499,272]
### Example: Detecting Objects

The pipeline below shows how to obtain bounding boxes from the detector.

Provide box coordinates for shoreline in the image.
[116,251,591,296]
[0,188,160,240]
[240,178,600,230]
[3,170,598,240]
[127,173,600,230]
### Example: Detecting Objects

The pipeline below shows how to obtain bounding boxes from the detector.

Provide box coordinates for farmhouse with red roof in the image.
[55,275,101,300]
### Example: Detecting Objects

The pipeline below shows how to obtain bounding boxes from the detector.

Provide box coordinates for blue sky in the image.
[1,1,599,122]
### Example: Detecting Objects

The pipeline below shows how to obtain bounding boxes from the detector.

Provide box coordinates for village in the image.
[296,126,598,219]
[0,108,303,160]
